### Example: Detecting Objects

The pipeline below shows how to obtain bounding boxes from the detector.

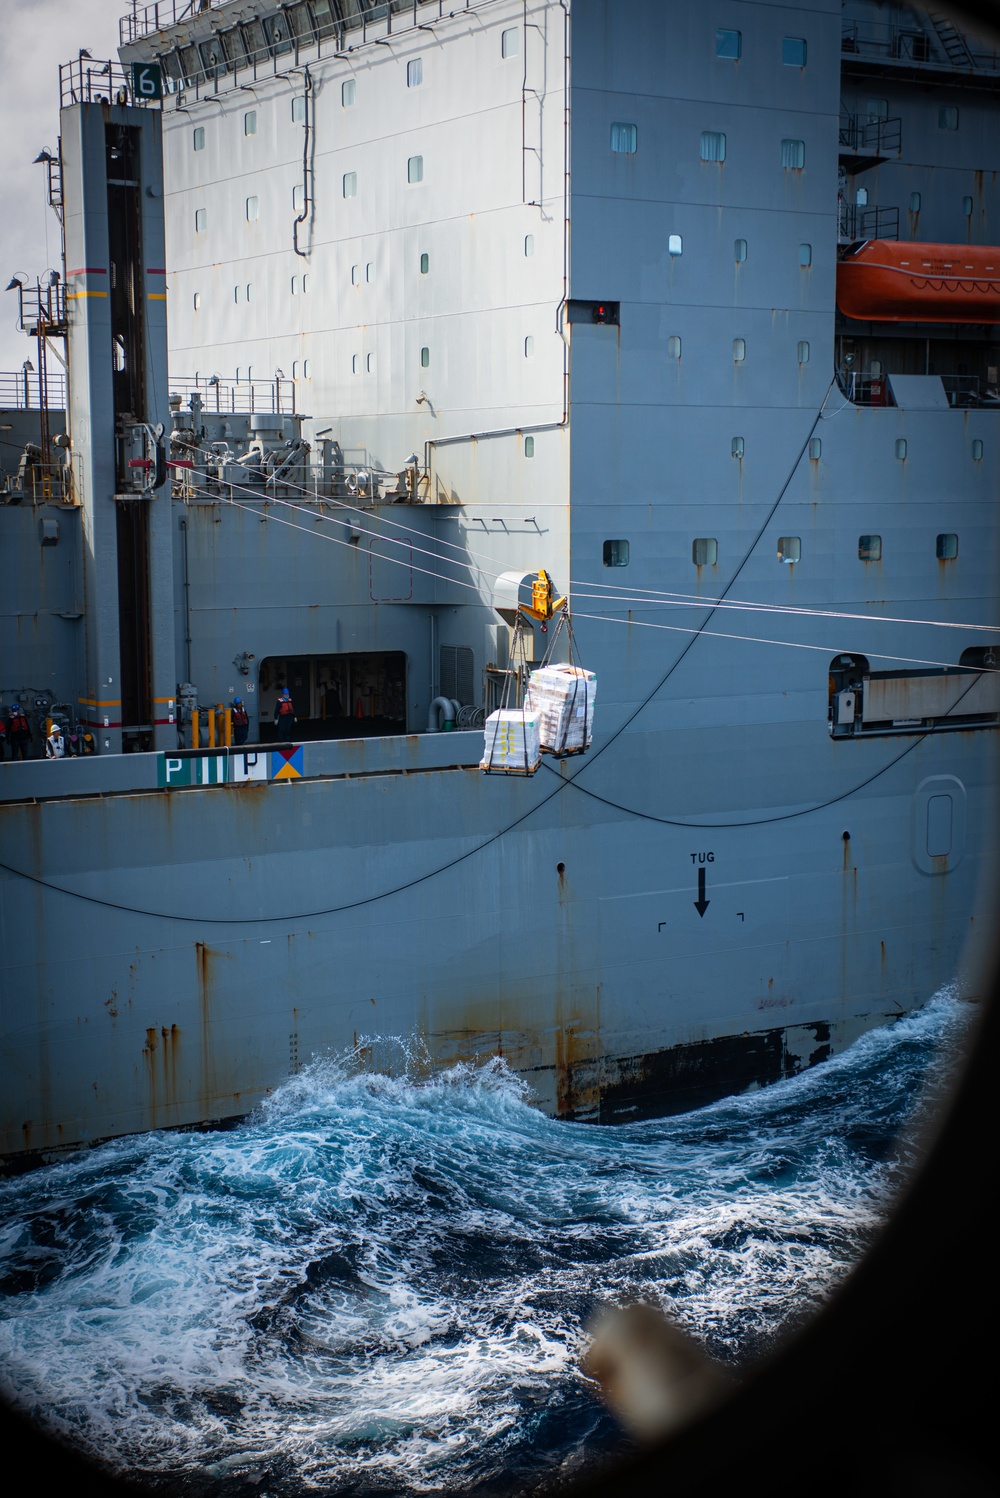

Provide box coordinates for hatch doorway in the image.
[258,652,407,741]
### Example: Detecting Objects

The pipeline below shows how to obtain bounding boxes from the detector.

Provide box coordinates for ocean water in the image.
[0,993,970,1496]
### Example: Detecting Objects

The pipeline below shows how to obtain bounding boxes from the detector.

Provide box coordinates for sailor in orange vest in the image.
[7,704,32,760]
[231,696,250,746]
[273,687,296,742]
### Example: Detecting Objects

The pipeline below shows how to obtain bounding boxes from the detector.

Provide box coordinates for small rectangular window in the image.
[734,238,747,262]
[939,106,959,130]
[420,252,429,274]
[366,262,374,283]
[246,195,259,221]
[292,184,305,211]
[963,195,973,216]
[778,536,801,563]
[302,274,310,293]
[502,27,520,58]
[716,29,741,60]
[195,207,206,232]
[782,37,807,66]
[809,438,822,460]
[895,439,907,460]
[936,533,958,560]
[352,354,360,375]
[610,122,638,154]
[303,359,311,377]
[234,285,242,304]
[291,275,300,295]
[193,126,205,151]
[351,264,361,286]
[866,98,888,121]
[781,138,805,168]
[524,435,535,458]
[244,110,257,136]
[797,341,810,364]
[292,360,300,379]
[292,95,306,123]
[972,439,984,461]
[524,234,534,257]
[693,538,718,566]
[343,171,357,198]
[733,337,746,362]
[858,535,882,561]
[910,192,922,212]
[407,57,422,87]
[731,436,744,458]
[799,243,812,266]
[342,78,356,107]
[420,346,430,368]
[193,291,201,310]
[524,335,534,357]
[367,352,374,373]
[603,539,630,567]
[407,155,424,184]
[855,187,868,207]
[700,130,726,163]
[667,335,682,359]
[245,283,253,302]
[668,234,683,256]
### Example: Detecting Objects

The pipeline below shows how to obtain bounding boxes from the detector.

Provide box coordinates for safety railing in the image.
[838,204,900,244]
[839,114,902,159]
[119,0,491,102]
[841,20,1000,72]
[0,370,68,410]
[169,375,296,416]
[59,58,141,109]
[835,371,895,407]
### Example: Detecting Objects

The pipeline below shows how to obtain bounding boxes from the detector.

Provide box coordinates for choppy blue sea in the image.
[0,992,970,1496]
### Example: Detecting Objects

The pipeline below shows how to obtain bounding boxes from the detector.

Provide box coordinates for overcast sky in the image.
[0,0,123,373]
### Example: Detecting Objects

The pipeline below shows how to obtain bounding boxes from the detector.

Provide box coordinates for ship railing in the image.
[119,0,492,101]
[835,371,896,408]
[0,369,68,410]
[169,375,296,417]
[841,19,1000,73]
[173,458,413,508]
[838,204,899,244]
[838,114,902,159]
[941,376,997,409]
[0,461,72,506]
[59,59,140,109]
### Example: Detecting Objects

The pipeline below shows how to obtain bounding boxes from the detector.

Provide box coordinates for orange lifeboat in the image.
[837,241,1000,323]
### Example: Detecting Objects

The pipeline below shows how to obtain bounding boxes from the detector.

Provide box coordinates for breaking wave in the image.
[0,992,971,1495]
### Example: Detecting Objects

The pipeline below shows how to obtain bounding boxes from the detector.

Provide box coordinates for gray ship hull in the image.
[1,714,992,1163]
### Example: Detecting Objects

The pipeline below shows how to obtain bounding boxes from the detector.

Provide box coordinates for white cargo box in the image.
[481,709,541,773]
[527,664,596,754]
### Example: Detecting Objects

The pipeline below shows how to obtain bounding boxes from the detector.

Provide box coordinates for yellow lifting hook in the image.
[521,569,566,623]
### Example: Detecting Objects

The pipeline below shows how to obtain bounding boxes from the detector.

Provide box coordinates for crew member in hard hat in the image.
[273,687,296,742]
[45,722,67,759]
[8,704,32,760]
[232,696,250,746]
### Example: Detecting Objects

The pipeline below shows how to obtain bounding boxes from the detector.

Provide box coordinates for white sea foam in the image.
[0,991,970,1493]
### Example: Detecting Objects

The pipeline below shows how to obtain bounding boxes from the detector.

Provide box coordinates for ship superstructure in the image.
[0,0,997,1166]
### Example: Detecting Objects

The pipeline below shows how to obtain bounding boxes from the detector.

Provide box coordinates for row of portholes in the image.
[667,336,810,363]
[731,436,985,462]
[667,236,812,265]
[602,534,961,568]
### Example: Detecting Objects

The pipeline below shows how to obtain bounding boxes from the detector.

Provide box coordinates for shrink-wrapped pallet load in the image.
[481,709,541,773]
[527,664,597,754]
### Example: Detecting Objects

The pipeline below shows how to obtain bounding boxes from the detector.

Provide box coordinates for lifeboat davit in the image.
[837,241,1000,323]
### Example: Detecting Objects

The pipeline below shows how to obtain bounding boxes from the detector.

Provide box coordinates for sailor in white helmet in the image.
[45,721,67,759]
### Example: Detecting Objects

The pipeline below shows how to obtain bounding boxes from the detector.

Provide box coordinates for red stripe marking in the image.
[68,267,107,275]
[146,268,167,275]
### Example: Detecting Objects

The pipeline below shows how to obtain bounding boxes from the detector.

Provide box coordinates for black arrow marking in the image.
[694,866,710,917]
